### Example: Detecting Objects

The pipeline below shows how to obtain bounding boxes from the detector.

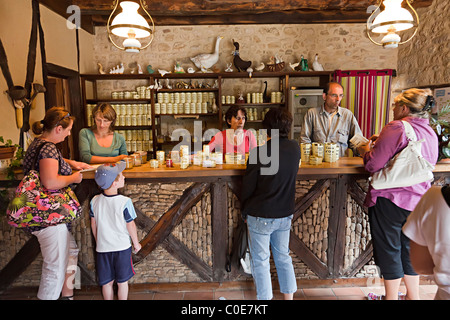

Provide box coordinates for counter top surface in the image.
[2,157,450,181]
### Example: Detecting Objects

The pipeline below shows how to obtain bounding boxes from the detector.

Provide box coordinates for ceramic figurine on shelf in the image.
[118,63,124,74]
[266,56,285,72]
[255,62,265,72]
[312,53,324,71]
[289,61,300,71]
[300,55,308,72]
[211,99,218,113]
[232,40,251,72]
[97,62,106,74]
[237,92,245,104]
[225,63,233,72]
[174,62,185,73]
[247,67,253,78]
[147,65,154,74]
[137,64,143,74]
[190,36,224,72]
[187,67,195,73]
[158,69,171,77]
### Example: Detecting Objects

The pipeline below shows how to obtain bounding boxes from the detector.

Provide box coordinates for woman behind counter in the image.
[79,103,128,164]
[208,105,257,155]
[358,88,438,300]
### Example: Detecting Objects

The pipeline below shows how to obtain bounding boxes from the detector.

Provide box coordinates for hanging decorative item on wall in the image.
[0,0,47,149]
[366,0,419,49]
[107,0,155,53]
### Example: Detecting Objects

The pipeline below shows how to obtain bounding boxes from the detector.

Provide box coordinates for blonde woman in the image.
[79,103,128,164]
[358,89,439,300]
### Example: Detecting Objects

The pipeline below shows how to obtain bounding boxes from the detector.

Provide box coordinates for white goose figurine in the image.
[190,36,224,72]
[312,53,324,71]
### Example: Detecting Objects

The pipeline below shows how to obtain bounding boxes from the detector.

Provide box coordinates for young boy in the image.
[90,161,141,300]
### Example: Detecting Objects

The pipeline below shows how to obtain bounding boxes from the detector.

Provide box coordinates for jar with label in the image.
[131,153,141,166]
[300,143,311,163]
[150,159,159,168]
[124,156,134,169]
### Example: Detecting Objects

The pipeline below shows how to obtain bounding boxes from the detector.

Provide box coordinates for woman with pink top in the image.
[358,88,438,300]
[208,105,257,156]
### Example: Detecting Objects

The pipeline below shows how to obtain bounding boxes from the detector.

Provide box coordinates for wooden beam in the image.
[135,182,210,261]
[133,205,213,280]
[211,180,228,281]
[73,0,434,14]
[289,231,329,279]
[0,237,41,292]
[327,175,348,278]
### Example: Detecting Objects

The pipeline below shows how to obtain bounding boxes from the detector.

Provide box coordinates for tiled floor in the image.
[0,281,438,300]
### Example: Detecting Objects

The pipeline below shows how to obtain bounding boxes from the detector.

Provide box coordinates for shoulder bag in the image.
[6,141,81,228]
[369,121,435,190]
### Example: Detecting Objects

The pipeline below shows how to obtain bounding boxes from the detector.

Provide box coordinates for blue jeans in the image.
[247,214,297,300]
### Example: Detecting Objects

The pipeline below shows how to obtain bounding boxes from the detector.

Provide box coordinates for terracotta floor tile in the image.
[332,287,365,297]
[128,292,155,300]
[154,291,185,300]
[183,291,214,300]
[303,288,335,297]
[214,290,244,300]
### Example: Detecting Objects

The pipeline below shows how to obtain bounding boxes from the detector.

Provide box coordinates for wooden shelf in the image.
[80,71,334,158]
[86,99,151,103]
[222,103,283,107]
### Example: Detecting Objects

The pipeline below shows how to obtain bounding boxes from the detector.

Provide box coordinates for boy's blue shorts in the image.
[96,247,135,286]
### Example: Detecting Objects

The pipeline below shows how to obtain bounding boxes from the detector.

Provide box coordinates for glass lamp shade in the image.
[123,37,141,53]
[110,1,151,38]
[370,0,414,34]
[381,31,401,48]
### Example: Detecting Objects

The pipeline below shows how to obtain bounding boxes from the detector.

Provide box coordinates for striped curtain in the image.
[334,69,393,138]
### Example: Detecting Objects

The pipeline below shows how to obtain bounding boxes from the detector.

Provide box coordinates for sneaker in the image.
[367,292,407,300]
[367,292,382,300]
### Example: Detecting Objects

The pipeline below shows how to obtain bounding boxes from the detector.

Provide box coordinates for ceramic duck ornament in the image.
[232,40,251,72]
[190,36,224,72]
[97,62,105,74]
[255,62,265,72]
[312,53,324,71]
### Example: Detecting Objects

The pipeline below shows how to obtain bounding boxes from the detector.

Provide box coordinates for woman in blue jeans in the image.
[241,107,301,300]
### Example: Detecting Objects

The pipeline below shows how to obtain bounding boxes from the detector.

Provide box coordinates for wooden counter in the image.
[1,158,449,288]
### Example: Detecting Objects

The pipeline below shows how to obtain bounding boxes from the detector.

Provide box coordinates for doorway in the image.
[45,63,82,160]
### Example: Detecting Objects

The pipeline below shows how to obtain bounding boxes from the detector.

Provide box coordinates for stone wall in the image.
[0,177,375,287]
[396,0,450,90]
[92,24,397,76]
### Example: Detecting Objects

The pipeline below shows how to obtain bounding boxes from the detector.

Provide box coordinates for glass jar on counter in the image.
[124,156,134,169]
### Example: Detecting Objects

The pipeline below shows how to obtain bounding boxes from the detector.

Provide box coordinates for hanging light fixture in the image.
[107,0,155,53]
[366,0,419,49]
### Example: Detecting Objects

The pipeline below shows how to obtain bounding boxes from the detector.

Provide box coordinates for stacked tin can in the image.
[111,103,151,127]
[324,143,340,162]
[156,92,213,114]
[117,129,152,153]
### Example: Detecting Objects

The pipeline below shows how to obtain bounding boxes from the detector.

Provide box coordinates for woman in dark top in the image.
[241,107,300,300]
[24,107,90,300]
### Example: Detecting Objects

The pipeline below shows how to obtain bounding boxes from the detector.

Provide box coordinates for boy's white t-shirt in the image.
[90,193,137,253]
[403,186,450,300]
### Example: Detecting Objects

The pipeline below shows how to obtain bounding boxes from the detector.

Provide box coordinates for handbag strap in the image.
[401,121,418,142]
[30,140,50,171]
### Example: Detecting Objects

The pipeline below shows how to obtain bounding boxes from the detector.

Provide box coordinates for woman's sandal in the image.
[59,295,73,300]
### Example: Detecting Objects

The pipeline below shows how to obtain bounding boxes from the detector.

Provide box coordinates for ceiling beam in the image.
[38,0,434,35]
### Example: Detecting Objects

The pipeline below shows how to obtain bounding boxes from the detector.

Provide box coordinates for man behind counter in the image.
[299,82,363,157]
